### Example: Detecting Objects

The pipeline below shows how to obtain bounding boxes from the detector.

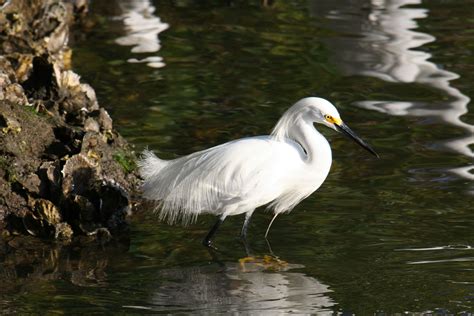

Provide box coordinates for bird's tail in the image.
[137,149,168,183]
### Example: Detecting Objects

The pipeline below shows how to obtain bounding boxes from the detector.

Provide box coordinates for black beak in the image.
[335,122,379,158]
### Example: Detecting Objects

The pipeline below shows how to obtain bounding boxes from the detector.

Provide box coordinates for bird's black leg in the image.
[202,217,225,248]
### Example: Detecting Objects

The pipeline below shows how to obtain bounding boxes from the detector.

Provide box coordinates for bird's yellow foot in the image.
[238,255,288,272]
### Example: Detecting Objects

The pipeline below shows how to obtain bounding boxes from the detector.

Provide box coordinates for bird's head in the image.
[298,97,379,157]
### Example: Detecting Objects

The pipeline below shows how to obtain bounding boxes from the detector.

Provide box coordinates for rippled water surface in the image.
[3,0,474,313]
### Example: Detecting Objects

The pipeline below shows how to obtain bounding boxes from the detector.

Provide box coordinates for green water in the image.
[3,0,474,313]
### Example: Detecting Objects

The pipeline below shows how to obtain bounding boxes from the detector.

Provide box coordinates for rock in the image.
[84,117,100,133]
[22,55,59,101]
[32,198,62,225]
[0,114,21,134]
[57,69,99,118]
[74,194,96,222]
[61,154,98,197]
[22,198,62,238]
[54,222,73,241]
[100,179,130,229]
[38,161,62,201]
[5,83,28,105]
[0,68,28,104]
[87,227,112,244]
[18,173,41,195]
[99,108,113,131]
[0,0,140,243]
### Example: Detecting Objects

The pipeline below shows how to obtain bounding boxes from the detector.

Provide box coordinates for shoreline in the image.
[0,0,141,243]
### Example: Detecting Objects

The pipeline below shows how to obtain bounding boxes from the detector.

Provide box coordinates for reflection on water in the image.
[0,236,128,313]
[24,0,474,313]
[114,0,169,68]
[0,236,333,314]
[311,0,474,182]
[139,258,333,314]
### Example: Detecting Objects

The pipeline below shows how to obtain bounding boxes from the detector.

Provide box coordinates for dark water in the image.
[3,0,474,313]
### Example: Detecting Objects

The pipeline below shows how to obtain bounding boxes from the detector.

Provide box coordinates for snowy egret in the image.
[138,97,378,247]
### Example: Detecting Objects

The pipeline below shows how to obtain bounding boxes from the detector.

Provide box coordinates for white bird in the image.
[138,97,378,247]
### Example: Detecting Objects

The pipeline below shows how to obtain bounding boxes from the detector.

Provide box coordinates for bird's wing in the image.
[142,136,303,224]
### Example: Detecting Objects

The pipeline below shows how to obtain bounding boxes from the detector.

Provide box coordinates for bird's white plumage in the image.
[138,97,340,227]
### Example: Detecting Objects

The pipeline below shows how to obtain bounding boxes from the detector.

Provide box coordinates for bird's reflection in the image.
[310,0,474,182]
[1,235,333,313]
[114,0,169,68]
[144,254,335,314]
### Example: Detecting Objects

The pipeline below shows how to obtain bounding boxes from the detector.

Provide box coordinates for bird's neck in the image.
[290,119,332,166]
[271,109,332,167]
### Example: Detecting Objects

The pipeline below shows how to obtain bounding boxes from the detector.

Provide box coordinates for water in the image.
[2,0,474,313]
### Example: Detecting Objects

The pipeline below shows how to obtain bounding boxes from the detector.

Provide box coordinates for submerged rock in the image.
[0,0,140,244]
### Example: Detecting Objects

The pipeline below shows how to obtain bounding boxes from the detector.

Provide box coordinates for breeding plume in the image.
[138,97,378,247]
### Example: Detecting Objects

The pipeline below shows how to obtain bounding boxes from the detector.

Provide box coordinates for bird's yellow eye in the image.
[324,115,342,125]
[324,114,334,122]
